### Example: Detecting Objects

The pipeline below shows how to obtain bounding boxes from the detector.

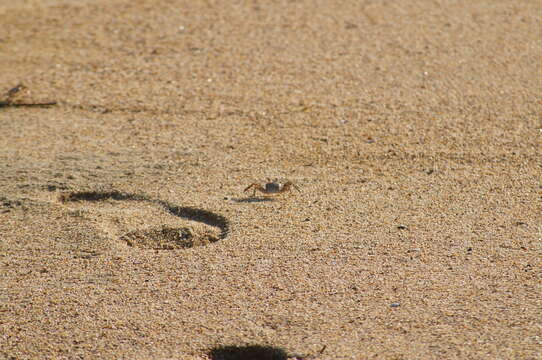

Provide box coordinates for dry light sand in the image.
[1,1,541,359]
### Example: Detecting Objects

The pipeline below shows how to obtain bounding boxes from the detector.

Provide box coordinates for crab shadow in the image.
[59,190,230,239]
[231,196,276,203]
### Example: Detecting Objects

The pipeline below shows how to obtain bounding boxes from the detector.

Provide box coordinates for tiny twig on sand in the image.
[0,83,57,108]
[0,101,57,108]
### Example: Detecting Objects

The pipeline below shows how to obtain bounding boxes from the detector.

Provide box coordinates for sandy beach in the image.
[1,1,541,359]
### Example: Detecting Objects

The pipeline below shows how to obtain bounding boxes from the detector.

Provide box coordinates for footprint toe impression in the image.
[59,191,229,250]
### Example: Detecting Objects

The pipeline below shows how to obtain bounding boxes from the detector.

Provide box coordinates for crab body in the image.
[244,180,300,197]
[263,182,281,193]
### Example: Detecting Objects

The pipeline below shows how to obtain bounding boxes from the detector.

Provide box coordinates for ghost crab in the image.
[244,180,301,197]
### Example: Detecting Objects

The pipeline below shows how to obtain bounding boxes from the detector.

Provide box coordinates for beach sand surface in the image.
[1,1,541,359]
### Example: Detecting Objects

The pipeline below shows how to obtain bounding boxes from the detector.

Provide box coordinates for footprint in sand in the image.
[58,191,229,250]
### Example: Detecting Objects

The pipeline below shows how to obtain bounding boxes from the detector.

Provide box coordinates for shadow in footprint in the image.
[59,190,230,250]
[208,345,295,360]
[158,202,230,239]
[59,190,147,202]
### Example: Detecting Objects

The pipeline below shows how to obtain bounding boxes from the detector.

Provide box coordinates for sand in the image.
[1,1,541,359]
